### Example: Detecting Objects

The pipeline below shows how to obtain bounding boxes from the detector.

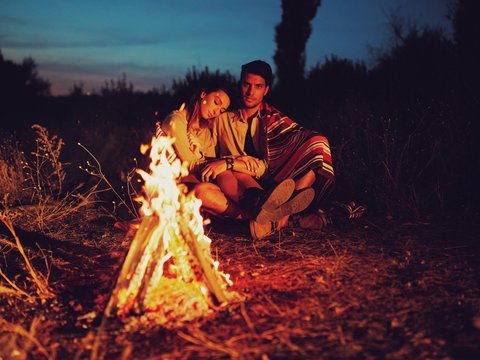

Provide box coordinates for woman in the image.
[156,85,231,178]
[115,85,232,234]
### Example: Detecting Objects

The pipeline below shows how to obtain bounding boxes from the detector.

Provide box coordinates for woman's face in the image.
[199,89,230,119]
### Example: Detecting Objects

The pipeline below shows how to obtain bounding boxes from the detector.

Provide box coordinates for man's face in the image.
[241,73,269,109]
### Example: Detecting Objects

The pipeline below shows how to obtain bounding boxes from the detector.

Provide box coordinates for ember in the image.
[105,136,234,326]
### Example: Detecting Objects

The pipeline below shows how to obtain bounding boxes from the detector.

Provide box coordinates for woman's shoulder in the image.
[164,110,186,123]
[163,110,187,130]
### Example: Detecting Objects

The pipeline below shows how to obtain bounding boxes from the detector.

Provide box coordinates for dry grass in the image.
[0,137,28,205]
[0,211,479,358]
[25,124,66,199]
[0,125,100,303]
[22,125,100,232]
[78,142,140,220]
[0,199,54,300]
[0,125,100,233]
[26,186,100,232]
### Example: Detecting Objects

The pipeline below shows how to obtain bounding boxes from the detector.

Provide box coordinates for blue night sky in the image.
[1,0,452,95]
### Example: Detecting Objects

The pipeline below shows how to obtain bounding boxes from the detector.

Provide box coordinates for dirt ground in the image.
[1,208,480,359]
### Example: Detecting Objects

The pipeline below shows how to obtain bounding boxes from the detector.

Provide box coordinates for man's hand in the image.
[201,160,227,182]
[237,155,262,173]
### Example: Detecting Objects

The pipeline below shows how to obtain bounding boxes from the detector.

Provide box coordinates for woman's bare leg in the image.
[216,171,262,203]
[193,182,249,219]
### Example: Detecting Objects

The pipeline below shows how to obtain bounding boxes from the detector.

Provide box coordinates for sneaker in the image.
[254,179,295,223]
[249,220,277,240]
[256,188,315,224]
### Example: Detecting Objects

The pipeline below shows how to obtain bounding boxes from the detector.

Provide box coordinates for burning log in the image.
[104,136,233,325]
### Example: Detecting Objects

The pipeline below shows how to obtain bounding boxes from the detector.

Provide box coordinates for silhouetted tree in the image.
[307,56,367,103]
[369,26,456,102]
[0,51,51,129]
[448,0,480,208]
[100,73,134,96]
[449,0,480,89]
[0,51,51,98]
[273,0,321,103]
[301,56,368,130]
[450,0,480,59]
[68,83,86,97]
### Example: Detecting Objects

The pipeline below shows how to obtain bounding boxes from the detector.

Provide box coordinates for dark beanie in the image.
[241,60,274,86]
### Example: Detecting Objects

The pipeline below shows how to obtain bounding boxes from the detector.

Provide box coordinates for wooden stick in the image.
[105,215,160,316]
[184,227,227,304]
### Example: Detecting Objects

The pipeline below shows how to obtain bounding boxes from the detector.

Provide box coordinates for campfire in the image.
[104,136,234,326]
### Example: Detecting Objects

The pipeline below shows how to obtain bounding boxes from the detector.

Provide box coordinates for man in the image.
[202,60,336,230]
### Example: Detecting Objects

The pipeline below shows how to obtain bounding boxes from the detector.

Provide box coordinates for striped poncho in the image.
[259,102,335,201]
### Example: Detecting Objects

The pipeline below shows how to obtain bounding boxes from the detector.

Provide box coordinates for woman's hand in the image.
[201,160,227,182]
[188,134,202,158]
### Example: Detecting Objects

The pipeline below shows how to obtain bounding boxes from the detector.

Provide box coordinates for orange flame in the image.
[105,135,233,325]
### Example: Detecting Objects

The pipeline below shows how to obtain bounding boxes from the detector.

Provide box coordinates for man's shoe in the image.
[255,179,295,223]
[256,188,315,224]
[249,220,277,240]
[288,209,329,230]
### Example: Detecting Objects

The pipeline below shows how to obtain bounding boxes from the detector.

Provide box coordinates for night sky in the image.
[1,0,452,95]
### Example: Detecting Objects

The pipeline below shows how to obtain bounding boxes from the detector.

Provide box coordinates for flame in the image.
[105,135,233,325]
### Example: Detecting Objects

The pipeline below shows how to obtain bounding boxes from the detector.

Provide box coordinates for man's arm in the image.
[200,155,266,182]
[235,155,266,177]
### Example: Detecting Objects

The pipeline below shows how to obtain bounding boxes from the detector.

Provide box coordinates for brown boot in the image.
[288,210,328,230]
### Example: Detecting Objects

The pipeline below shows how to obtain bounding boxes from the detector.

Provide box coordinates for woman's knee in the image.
[193,182,218,199]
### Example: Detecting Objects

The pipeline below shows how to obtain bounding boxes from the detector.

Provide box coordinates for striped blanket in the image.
[259,102,335,202]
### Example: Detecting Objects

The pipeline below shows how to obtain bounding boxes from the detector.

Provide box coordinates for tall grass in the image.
[0,137,28,205]
[0,196,54,299]
[311,94,474,218]
[0,124,100,231]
